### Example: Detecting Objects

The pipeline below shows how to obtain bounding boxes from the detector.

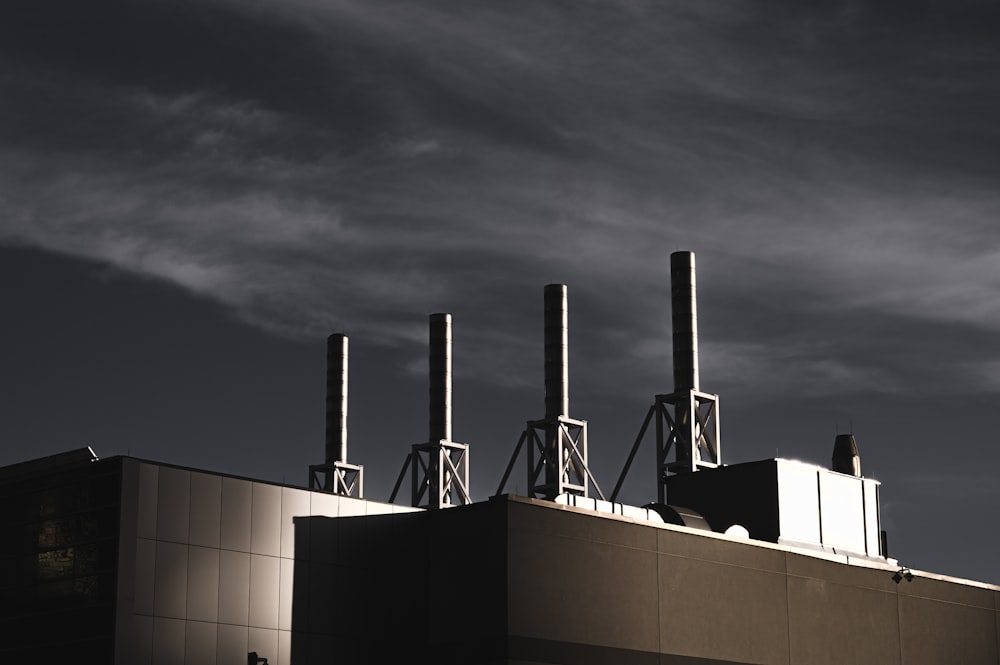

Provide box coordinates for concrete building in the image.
[2,447,999,664]
[4,253,998,663]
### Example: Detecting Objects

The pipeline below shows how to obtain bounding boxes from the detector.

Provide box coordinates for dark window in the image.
[0,457,121,659]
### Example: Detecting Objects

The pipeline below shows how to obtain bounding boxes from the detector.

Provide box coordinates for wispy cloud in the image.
[3,0,1000,400]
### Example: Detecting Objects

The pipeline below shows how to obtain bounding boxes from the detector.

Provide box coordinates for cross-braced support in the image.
[611,390,720,504]
[660,390,721,471]
[657,390,720,499]
[308,461,364,498]
[409,439,470,509]
[498,416,604,501]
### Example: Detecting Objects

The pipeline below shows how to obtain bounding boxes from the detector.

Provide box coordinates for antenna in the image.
[496,285,605,501]
[309,333,364,497]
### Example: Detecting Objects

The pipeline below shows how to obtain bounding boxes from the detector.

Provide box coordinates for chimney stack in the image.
[544,284,569,420]
[393,312,470,509]
[325,333,349,465]
[428,313,453,443]
[311,332,363,496]
[670,251,700,393]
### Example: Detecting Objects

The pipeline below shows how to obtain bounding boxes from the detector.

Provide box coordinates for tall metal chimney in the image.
[310,332,363,497]
[392,312,470,509]
[429,313,453,443]
[496,284,604,501]
[325,333,349,465]
[670,251,700,393]
[544,284,569,420]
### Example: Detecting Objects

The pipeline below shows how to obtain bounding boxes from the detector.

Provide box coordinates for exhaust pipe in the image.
[670,251,700,393]
[544,284,569,420]
[429,313,453,442]
[325,333,349,465]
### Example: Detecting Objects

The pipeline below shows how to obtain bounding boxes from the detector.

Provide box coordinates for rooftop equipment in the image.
[309,333,364,497]
[611,251,721,504]
[390,313,471,509]
[497,284,605,501]
[832,433,862,477]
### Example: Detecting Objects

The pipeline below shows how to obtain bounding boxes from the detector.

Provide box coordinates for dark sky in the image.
[3,0,1000,584]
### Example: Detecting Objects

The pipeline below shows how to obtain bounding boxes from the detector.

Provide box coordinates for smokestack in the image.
[325,333,348,465]
[832,434,862,477]
[670,251,700,393]
[429,313,453,442]
[544,284,569,420]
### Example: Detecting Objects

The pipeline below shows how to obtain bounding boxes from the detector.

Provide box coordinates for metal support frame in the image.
[309,461,364,498]
[611,390,720,504]
[659,390,721,477]
[497,416,605,501]
[409,439,470,509]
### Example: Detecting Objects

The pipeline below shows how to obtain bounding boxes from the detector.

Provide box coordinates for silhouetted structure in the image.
[4,253,998,663]
[2,448,999,664]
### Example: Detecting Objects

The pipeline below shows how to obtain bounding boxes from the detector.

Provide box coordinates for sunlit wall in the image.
[113,459,417,665]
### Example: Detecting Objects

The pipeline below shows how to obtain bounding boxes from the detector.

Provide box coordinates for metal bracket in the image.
[308,461,364,498]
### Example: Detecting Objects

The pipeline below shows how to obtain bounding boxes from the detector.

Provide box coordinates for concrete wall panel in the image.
[218,550,250,625]
[510,500,658,551]
[116,613,153,665]
[220,477,252,552]
[899,589,999,665]
[310,490,338,518]
[189,472,222,548]
[306,561,335,634]
[508,519,659,653]
[249,627,279,665]
[786,573,898,665]
[898,575,995,609]
[786,552,897,594]
[136,615,154,665]
[153,541,188,619]
[280,487,309,559]
[217,624,248,665]
[184,620,217,665]
[151,616,185,665]
[278,558,294,631]
[251,482,281,557]
[657,528,785,573]
[156,467,190,544]
[278,629,292,665]
[186,545,220,623]
[339,496,366,517]
[249,554,281,629]
[138,463,159,540]
[658,551,789,665]
[135,537,156,616]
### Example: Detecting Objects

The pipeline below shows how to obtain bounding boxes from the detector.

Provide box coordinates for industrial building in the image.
[2,252,998,664]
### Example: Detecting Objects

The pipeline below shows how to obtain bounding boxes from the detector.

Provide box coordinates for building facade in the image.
[2,450,999,664]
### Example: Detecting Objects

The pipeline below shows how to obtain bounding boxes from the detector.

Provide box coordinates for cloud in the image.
[2,0,1000,404]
